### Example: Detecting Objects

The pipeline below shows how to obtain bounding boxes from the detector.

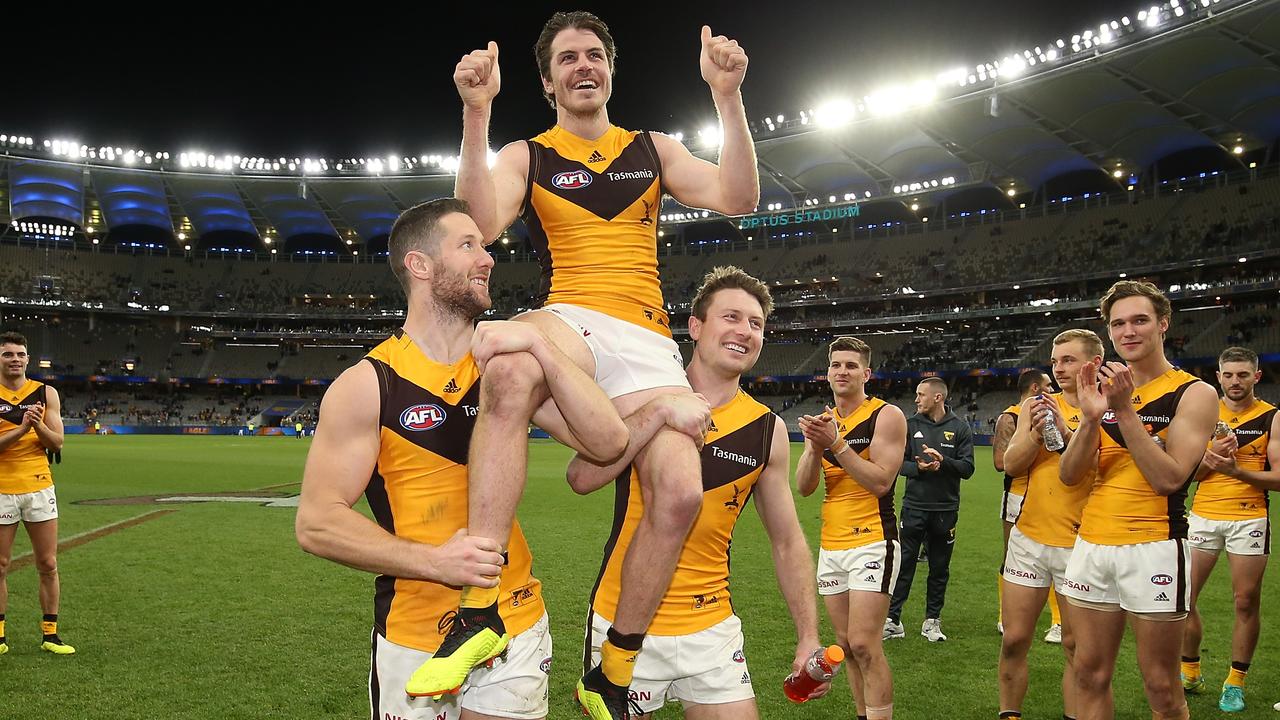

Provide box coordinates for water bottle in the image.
[1040,396,1065,452]
[1214,420,1231,439]
[784,645,844,703]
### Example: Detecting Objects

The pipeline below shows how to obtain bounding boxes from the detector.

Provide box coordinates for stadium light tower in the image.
[815,99,856,128]
[698,125,722,149]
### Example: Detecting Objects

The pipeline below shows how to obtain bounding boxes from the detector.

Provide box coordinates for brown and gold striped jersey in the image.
[364,331,543,652]
[589,390,775,635]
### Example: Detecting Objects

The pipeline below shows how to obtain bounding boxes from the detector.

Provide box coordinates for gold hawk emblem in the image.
[943,431,955,442]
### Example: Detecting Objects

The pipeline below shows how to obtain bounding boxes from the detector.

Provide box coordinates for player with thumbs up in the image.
[412,11,762,720]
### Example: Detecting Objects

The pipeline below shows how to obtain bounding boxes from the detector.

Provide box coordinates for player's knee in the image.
[1141,674,1178,704]
[650,482,701,529]
[642,459,701,520]
[1074,662,1111,692]
[1232,589,1260,617]
[1000,630,1033,659]
[34,557,57,575]
[845,636,878,667]
[481,353,546,409]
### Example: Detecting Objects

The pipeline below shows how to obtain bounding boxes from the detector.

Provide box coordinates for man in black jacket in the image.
[884,377,975,642]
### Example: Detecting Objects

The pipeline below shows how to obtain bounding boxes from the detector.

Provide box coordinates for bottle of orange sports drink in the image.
[783,645,844,703]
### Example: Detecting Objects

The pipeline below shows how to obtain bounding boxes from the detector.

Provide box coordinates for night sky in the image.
[4,1,1125,158]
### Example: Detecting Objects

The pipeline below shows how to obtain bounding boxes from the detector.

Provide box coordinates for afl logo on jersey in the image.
[1101,410,1118,424]
[552,170,592,189]
[400,404,446,431]
[1150,574,1173,586]
[0,404,11,414]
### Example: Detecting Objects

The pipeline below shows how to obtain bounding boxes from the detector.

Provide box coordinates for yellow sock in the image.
[0,618,6,638]
[1226,666,1247,687]
[1049,591,1061,626]
[601,639,640,687]
[459,584,501,610]
[41,619,57,636]
[1180,659,1201,682]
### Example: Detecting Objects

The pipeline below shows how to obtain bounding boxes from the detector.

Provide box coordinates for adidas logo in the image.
[443,378,460,394]
[1154,592,1170,602]
[1131,395,1142,404]
[1251,542,1261,549]
[740,671,751,685]
[587,150,606,163]
[914,431,924,438]
[709,419,719,432]
[1069,415,1080,423]
[1232,417,1238,423]
[863,575,876,582]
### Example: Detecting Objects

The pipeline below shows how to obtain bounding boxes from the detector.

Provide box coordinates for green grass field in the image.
[1,435,1276,719]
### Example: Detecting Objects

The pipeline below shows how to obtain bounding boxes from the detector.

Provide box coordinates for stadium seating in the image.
[0,170,1275,422]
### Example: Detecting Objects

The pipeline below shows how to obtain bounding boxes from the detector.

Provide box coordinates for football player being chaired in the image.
[566,267,826,719]
[0,331,71,657]
[1058,281,1218,720]
[296,199,628,720]
[410,11,761,720]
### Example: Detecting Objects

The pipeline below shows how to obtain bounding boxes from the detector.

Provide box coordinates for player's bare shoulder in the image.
[493,140,532,176]
[321,360,380,417]
[875,401,908,435]
[647,130,691,162]
[768,414,790,464]
[1179,379,1220,414]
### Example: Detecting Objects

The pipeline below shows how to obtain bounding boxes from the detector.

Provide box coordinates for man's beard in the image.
[428,265,489,322]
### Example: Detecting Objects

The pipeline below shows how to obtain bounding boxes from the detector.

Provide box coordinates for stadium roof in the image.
[721,0,1280,211]
[1,0,1277,250]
